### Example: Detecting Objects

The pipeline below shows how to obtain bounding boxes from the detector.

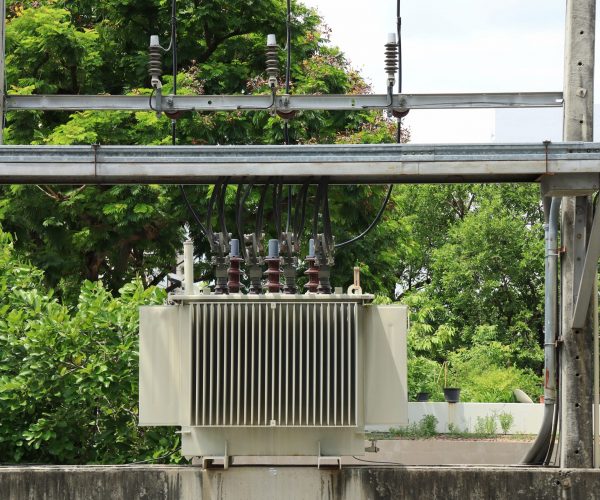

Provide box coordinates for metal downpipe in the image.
[521,197,561,465]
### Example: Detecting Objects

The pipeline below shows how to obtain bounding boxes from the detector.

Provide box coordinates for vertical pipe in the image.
[183,239,195,295]
[299,303,303,425]
[546,200,560,405]
[595,271,599,467]
[522,198,561,464]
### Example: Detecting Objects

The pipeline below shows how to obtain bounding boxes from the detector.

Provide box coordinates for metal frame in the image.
[4,92,563,113]
[0,142,599,185]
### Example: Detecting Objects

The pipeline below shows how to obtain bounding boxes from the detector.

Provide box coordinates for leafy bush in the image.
[446,343,541,402]
[498,412,515,434]
[389,415,438,439]
[419,414,438,437]
[474,416,497,436]
[0,230,177,464]
[408,356,444,401]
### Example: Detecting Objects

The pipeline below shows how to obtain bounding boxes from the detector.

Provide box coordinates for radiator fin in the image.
[190,301,357,427]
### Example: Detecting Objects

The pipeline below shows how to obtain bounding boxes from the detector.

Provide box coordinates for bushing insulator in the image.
[264,258,283,293]
[148,45,163,80]
[227,257,243,293]
[304,257,319,293]
[384,42,399,77]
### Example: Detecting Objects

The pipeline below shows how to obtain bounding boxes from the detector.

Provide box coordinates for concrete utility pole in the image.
[561,0,596,468]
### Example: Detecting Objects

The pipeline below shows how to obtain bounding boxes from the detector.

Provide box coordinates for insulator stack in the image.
[266,34,279,87]
[148,36,163,85]
[227,239,243,293]
[384,33,398,87]
[264,239,283,293]
[304,239,319,293]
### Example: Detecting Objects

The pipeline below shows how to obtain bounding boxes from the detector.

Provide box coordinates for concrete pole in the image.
[0,0,5,145]
[561,0,596,468]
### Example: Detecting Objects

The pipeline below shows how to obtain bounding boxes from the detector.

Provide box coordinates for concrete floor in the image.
[226,438,533,466]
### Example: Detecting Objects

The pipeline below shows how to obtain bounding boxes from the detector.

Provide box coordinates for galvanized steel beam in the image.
[0,142,598,184]
[5,92,564,112]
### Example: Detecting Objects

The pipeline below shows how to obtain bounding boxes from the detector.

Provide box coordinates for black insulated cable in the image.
[283,0,292,148]
[217,179,230,239]
[168,0,206,239]
[179,185,208,236]
[292,182,310,240]
[273,183,284,237]
[333,0,401,249]
[255,181,270,239]
[335,186,393,250]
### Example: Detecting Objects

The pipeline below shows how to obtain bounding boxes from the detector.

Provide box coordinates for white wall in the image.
[367,402,544,435]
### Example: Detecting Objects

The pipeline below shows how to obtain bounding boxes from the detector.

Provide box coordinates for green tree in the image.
[401,184,545,396]
[1,1,402,300]
[0,228,178,463]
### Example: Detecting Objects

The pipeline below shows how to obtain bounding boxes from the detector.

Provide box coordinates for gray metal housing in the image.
[139,294,407,458]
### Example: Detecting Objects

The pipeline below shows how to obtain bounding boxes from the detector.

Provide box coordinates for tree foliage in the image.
[1,0,400,300]
[403,184,544,402]
[0,228,177,463]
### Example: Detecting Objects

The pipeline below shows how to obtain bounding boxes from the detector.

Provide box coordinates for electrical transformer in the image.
[139,292,407,465]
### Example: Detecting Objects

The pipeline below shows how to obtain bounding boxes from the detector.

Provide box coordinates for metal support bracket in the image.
[572,197,600,329]
[317,441,342,470]
[152,88,163,116]
[541,173,600,197]
[201,441,230,470]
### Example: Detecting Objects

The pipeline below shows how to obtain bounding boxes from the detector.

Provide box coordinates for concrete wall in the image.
[367,402,544,434]
[2,465,600,500]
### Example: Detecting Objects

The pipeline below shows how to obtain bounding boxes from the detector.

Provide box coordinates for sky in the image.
[300,0,582,143]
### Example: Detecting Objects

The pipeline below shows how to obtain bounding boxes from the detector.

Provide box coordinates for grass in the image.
[367,415,535,441]
[367,430,536,442]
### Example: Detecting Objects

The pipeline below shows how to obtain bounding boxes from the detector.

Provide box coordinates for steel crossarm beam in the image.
[572,198,600,330]
[4,92,564,112]
[0,142,598,185]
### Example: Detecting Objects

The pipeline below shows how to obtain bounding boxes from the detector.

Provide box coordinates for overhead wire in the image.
[333,0,401,249]
[273,183,284,237]
[217,179,230,240]
[236,183,254,259]
[284,0,293,234]
[168,0,214,242]
[292,182,310,240]
[334,186,394,249]
[255,181,271,239]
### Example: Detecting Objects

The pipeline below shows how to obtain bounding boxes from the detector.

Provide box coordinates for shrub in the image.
[498,412,514,434]
[0,230,176,464]
[474,415,497,436]
[408,356,444,401]
[389,415,439,439]
[447,343,542,402]
[419,414,438,437]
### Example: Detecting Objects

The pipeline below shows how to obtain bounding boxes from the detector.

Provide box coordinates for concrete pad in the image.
[229,439,534,466]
